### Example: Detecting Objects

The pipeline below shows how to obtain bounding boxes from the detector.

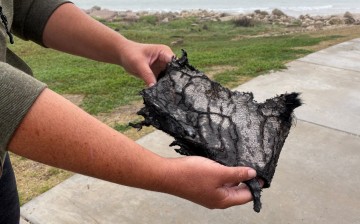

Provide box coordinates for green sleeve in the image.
[0,62,46,176]
[12,0,73,46]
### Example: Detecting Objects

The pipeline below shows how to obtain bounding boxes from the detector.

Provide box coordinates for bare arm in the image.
[8,89,256,209]
[43,3,173,86]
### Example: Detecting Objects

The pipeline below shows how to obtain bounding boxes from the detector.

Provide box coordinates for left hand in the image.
[118,40,174,87]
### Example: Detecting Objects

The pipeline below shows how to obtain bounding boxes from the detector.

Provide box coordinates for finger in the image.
[150,62,166,78]
[150,49,174,78]
[219,186,254,208]
[157,46,174,63]
[247,169,257,179]
[238,182,249,190]
[231,187,253,205]
[224,167,257,184]
[225,177,263,189]
[138,63,157,87]
[147,52,173,86]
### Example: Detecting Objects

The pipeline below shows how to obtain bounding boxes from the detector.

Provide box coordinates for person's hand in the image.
[118,40,174,86]
[162,156,258,209]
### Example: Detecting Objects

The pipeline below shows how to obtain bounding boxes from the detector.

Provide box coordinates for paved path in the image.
[20,39,360,224]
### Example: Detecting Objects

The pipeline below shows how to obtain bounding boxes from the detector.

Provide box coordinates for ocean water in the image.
[72,0,360,16]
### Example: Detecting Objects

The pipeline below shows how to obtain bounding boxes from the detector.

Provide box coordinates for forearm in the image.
[42,3,127,65]
[7,88,257,208]
[7,88,168,191]
[42,3,173,86]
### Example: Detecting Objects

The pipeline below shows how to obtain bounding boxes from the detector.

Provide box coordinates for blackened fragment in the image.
[130,50,302,212]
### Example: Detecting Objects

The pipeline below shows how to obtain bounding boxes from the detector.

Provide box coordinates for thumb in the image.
[216,167,257,208]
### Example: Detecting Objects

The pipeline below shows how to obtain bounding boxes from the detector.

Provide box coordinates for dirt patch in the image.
[234,75,253,86]
[301,25,360,51]
[62,94,85,106]
[123,125,156,140]
[95,101,143,126]
[95,100,157,140]
[232,24,360,42]
[11,153,73,205]
[205,65,237,79]
[232,32,282,41]
[205,65,253,88]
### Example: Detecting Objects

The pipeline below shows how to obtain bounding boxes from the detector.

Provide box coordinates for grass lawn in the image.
[8,16,360,205]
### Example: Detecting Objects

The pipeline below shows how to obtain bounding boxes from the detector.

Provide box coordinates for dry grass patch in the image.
[302,25,360,51]
[95,101,143,126]
[62,94,85,106]
[96,100,156,140]
[205,65,237,79]
[11,154,73,205]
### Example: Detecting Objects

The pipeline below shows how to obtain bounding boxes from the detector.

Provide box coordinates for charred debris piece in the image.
[130,50,302,212]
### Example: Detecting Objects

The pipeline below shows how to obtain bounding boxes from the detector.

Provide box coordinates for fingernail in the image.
[248,169,257,178]
[148,83,155,87]
[239,183,248,189]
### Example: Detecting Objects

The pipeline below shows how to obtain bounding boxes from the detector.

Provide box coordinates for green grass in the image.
[114,123,134,132]
[9,18,340,114]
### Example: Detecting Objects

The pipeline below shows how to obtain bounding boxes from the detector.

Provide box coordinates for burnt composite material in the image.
[130,51,302,212]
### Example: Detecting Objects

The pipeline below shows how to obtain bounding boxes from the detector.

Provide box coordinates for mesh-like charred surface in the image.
[130,51,301,212]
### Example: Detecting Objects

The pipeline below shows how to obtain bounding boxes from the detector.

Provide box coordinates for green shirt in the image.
[0,0,71,177]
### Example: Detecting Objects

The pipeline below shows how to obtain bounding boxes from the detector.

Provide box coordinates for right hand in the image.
[117,40,174,87]
[162,156,258,209]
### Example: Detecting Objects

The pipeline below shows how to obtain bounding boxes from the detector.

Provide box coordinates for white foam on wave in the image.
[73,0,360,16]
[209,5,360,16]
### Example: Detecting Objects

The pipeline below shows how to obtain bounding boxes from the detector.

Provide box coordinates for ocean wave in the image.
[75,0,360,16]
[197,5,360,16]
[136,5,358,13]
[282,5,334,11]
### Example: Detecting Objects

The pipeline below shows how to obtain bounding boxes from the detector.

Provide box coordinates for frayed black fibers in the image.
[130,50,302,212]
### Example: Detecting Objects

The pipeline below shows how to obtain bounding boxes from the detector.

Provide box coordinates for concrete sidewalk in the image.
[20,39,360,224]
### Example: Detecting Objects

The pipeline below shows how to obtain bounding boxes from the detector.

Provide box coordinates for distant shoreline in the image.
[79,4,360,17]
[83,5,360,18]
[84,6,360,33]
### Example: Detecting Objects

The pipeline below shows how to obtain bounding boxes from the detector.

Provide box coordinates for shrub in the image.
[272,8,286,17]
[344,11,355,24]
[233,16,255,27]
[91,5,101,11]
[139,15,158,25]
[254,10,269,16]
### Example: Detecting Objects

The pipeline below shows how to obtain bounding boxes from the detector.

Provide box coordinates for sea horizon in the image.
[72,0,360,16]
